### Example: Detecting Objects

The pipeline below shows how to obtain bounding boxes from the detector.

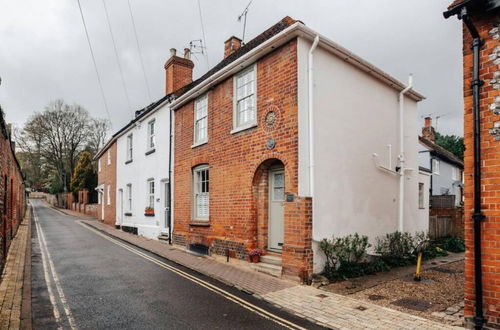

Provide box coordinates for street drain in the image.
[368,294,386,301]
[391,298,433,311]
[316,294,328,299]
[355,306,367,311]
[432,267,462,274]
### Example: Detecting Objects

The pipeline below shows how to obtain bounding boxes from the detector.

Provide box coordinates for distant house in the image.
[168,16,428,281]
[418,117,463,206]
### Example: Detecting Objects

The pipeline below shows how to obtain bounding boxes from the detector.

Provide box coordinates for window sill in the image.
[191,140,208,149]
[125,159,133,165]
[124,212,132,216]
[144,213,155,217]
[190,221,210,227]
[145,149,156,156]
[230,123,257,135]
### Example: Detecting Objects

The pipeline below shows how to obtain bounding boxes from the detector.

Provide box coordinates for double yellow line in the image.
[77,222,307,330]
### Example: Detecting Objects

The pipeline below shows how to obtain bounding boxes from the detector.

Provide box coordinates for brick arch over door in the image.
[251,158,286,251]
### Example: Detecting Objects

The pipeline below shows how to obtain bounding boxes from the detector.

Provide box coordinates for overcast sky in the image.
[0,0,463,136]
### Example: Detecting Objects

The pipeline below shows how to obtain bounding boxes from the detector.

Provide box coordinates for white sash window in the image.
[234,65,256,130]
[194,94,208,144]
[193,165,209,220]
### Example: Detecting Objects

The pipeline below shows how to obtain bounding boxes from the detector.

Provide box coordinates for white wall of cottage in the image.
[296,37,429,273]
[116,104,171,239]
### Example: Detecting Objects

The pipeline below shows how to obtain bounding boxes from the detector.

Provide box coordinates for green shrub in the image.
[374,231,417,266]
[442,236,465,253]
[320,233,379,280]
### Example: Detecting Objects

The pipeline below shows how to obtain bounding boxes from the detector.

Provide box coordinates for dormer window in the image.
[233,65,256,132]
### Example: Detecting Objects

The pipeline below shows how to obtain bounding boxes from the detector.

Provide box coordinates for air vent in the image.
[189,243,209,256]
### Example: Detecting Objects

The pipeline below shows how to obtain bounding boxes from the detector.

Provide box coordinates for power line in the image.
[126,0,152,103]
[75,0,113,129]
[102,0,133,117]
[197,0,210,69]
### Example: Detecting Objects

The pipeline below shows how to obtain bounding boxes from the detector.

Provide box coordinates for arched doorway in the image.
[252,159,285,253]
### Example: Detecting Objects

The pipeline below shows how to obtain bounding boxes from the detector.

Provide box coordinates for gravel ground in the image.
[348,260,464,324]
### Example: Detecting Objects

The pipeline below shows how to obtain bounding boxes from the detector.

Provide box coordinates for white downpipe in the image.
[308,35,320,197]
[398,74,413,232]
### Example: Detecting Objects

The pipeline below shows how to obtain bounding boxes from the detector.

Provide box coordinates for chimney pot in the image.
[424,116,432,128]
[170,48,177,57]
[184,48,191,60]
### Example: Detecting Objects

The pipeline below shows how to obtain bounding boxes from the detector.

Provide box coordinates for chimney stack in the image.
[224,36,242,58]
[164,47,194,94]
[422,116,436,143]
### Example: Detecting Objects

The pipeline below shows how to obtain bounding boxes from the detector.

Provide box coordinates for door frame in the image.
[267,166,285,253]
[160,179,169,234]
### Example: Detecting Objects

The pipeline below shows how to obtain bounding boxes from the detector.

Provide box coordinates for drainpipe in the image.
[398,75,413,232]
[444,6,485,329]
[308,35,320,197]
[167,106,173,245]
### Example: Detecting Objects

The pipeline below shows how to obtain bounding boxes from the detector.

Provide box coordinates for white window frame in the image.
[418,182,425,209]
[107,149,111,165]
[147,179,155,209]
[193,165,209,221]
[126,184,132,212]
[107,185,111,205]
[193,94,208,146]
[147,120,156,150]
[452,167,458,181]
[98,159,101,172]
[232,64,257,133]
[432,159,440,175]
[127,134,133,161]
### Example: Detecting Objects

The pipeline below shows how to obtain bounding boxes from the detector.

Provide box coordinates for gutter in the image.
[444,6,485,329]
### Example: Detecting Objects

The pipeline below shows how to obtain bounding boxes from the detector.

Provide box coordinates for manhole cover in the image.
[316,294,328,299]
[432,267,462,274]
[368,294,386,301]
[391,298,433,311]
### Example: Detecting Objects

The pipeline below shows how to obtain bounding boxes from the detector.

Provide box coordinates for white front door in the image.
[161,180,169,233]
[118,189,123,226]
[268,167,285,252]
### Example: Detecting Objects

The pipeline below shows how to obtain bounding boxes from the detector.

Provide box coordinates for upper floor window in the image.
[432,159,440,175]
[193,165,209,220]
[194,94,208,145]
[233,65,256,130]
[452,167,458,181]
[147,179,155,209]
[98,159,101,172]
[107,185,111,205]
[107,149,111,165]
[148,120,156,150]
[127,134,133,161]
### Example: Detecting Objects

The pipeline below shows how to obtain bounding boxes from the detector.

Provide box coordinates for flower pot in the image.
[250,255,260,263]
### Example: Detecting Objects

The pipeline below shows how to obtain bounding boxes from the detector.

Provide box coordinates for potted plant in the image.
[248,249,263,263]
[144,206,155,217]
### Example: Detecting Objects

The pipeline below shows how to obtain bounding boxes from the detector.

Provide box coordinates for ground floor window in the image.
[126,184,132,211]
[147,179,155,209]
[418,182,425,209]
[193,165,209,220]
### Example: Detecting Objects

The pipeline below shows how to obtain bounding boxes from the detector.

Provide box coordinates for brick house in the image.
[0,108,26,272]
[444,0,500,328]
[169,17,427,281]
[95,140,117,227]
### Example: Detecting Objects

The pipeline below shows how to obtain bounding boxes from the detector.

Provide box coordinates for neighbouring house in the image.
[113,94,173,239]
[94,140,116,227]
[444,0,500,327]
[0,108,26,272]
[418,117,464,206]
[169,16,428,281]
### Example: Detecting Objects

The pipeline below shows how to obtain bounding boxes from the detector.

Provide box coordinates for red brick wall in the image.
[173,39,313,280]
[0,123,26,272]
[97,143,117,227]
[461,11,500,327]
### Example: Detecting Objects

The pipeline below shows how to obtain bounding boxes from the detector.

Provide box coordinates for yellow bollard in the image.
[414,252,422,281]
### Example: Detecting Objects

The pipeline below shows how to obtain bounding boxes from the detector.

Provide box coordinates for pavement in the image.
[30,199,320,329]
[75,210,461,329]
[0,207,31,330]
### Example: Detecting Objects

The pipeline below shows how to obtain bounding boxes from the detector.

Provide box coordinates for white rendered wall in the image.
[296,37,428,273]
[116,104,171,239]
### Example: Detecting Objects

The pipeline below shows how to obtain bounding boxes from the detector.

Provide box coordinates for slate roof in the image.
[419,136,464,169]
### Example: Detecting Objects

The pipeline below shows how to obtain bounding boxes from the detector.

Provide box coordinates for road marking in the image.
[77,221,307,330]
[33,204,78,330]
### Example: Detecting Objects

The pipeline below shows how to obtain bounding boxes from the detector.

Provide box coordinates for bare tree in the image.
[86,118,111,156]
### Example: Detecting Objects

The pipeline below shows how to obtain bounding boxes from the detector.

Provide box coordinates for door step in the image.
[158,234,169,242]
[260,254,282,266]
[249,262,282,278]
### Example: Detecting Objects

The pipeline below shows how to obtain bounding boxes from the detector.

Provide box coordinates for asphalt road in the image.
[30,199,321,330]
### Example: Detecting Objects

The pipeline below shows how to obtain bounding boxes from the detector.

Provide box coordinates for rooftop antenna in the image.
[189,39,206,56]
[237,0,253,44]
